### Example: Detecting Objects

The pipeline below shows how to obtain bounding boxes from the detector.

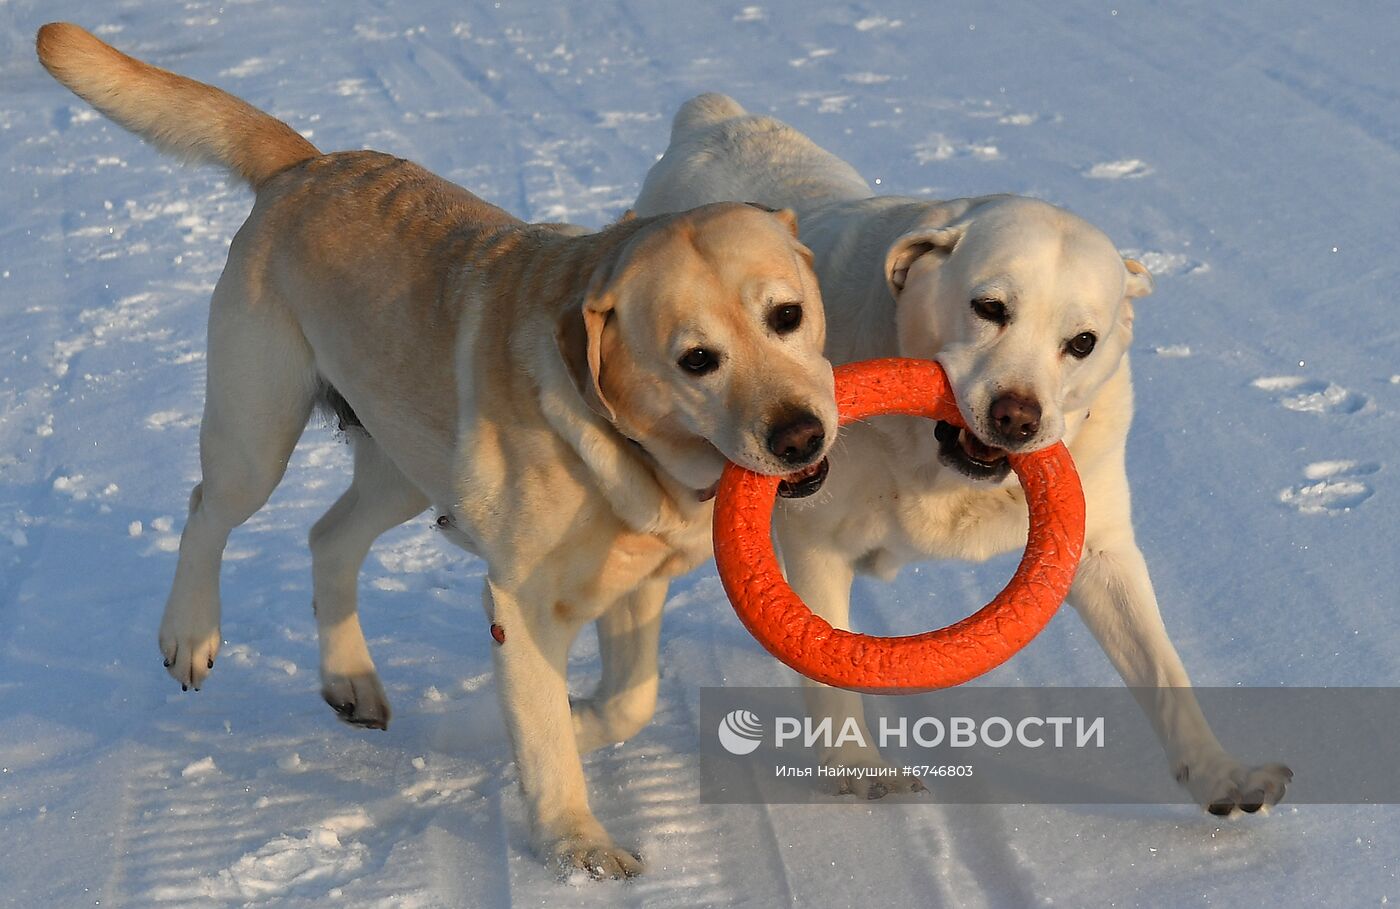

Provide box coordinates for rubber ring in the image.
[713,358,1085,692]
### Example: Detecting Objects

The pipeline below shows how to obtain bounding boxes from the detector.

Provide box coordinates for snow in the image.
[1,0,1397,906]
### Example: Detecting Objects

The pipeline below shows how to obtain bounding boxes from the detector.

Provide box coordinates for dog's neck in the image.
[517,224,716,543]
[531,357,713,541]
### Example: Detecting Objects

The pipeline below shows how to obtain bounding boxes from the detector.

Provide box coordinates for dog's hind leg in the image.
[158,275,317,690]
[309,434,428,729]
[571,577,667,753]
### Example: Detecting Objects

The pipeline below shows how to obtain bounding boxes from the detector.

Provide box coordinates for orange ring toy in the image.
[713,358,1086,693]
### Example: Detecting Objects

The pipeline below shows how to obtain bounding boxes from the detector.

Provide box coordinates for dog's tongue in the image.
[960,431,1008,464]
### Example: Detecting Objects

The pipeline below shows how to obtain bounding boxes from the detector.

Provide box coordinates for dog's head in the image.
[558,202,836,497]
[885,197,1152,483]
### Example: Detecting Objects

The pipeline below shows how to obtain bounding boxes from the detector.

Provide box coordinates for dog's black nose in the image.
[767,410,825,465]
[989,393,1041,443]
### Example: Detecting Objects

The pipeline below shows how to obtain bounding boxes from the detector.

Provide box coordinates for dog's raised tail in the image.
[36,23,320,188]
[670,93,747,140]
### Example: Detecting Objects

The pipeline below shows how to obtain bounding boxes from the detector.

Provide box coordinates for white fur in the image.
[635,95,1290,813]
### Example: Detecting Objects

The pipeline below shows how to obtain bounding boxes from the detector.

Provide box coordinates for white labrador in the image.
[38,29,839,878]
[634,94,1290,815]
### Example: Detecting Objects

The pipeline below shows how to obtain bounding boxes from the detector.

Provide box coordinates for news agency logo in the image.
[717,709,764,755]
[713,708,1106,754]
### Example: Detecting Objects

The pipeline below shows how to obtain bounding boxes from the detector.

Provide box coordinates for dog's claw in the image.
[1208,791,1241,816]
[1186,759,1290,817]
[553,842,645,881]
[321,675,392,730]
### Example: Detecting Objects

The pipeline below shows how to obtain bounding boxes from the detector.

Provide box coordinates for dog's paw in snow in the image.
[158,612,221,691]
[1174,754,1292,816]
[542,825,645,881]
[320,668,391,730]
[821,745,926,799]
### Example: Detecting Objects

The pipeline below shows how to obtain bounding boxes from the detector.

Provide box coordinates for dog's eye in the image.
[1065,332,1097,359]
[768,303,803,335]
[971,297,1008,325]
[678,347,720,375]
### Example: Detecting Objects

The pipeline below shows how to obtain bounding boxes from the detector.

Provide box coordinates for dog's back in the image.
[634,93,872,217]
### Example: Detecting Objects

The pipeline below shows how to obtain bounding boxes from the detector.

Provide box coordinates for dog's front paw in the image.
[820,745,926,799]
[544,830,644,881]
[320,668,391,730]
[1174,755,1292,816]
[158,614,221,691]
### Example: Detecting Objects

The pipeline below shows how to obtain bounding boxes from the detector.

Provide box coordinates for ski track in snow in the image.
[1,0,1397,906]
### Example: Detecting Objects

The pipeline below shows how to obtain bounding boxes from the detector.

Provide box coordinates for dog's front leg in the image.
[572,577,667,753]
[1069,532,1291,815]
[484,579,644,879]
[781,537,924,798]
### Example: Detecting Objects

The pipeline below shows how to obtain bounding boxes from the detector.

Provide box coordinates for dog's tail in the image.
[669,93,748,141]
[36,23,320,189]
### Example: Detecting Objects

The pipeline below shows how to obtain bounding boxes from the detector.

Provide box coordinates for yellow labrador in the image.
[38,29,837,877]
[634,94,1290,815]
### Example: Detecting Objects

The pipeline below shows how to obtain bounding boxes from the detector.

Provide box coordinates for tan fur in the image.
[37,29,838,878]
[36,22,319,187]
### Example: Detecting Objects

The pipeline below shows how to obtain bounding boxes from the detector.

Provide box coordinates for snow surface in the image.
[2,0,1398,906]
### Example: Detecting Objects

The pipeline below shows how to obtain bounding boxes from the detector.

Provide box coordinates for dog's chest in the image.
[557,517,709,621]
[886,480,1029,563]
[832,421,1031,569]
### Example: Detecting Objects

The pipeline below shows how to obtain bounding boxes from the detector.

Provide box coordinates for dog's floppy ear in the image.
[555,266,619,422]
[1123,257,1155,299]
[885,224,964,297]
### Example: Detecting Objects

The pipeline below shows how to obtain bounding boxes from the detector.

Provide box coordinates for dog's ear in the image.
[772,207,800,238]
[743,202,800,238]
[1116,297,1137,348]
[1123,257,1155,299]
[555,268,618,422]
[885,224,963,297]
